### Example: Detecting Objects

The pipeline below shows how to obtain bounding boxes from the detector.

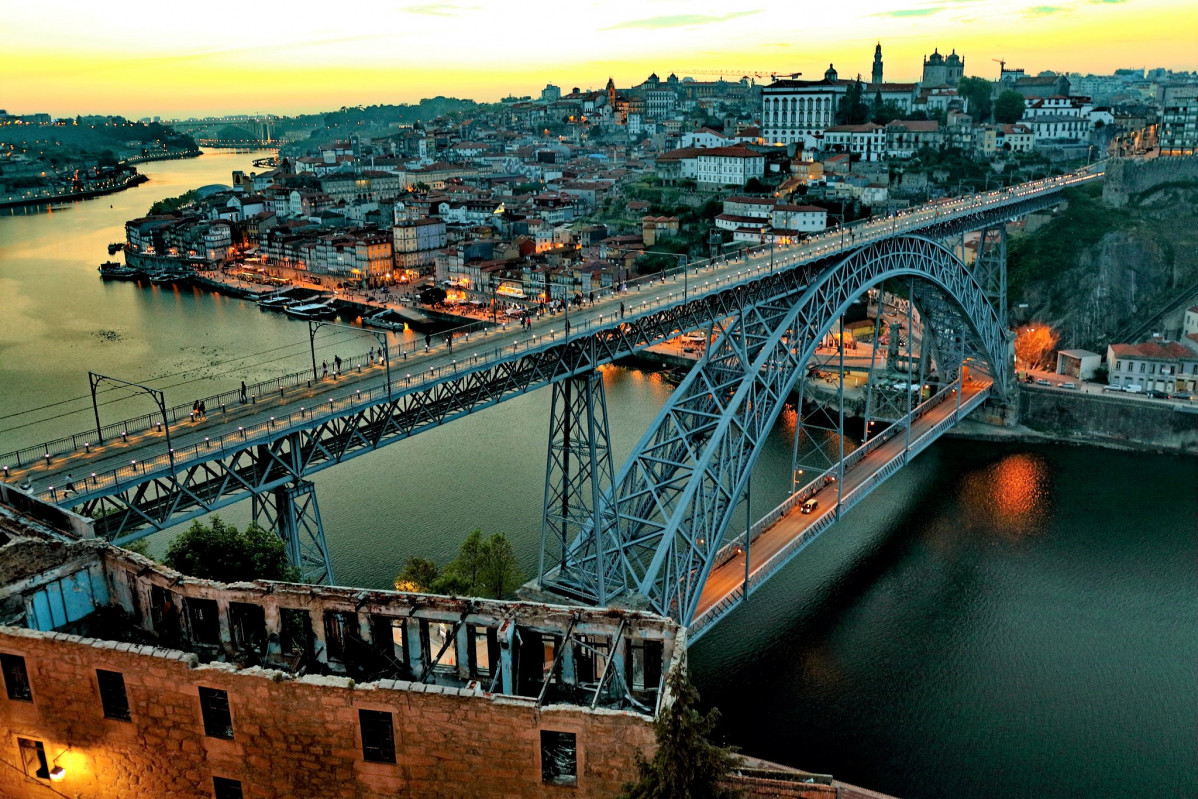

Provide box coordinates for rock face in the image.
[1010,179,1198,351]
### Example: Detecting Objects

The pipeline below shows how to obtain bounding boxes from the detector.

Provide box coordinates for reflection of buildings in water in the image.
[959,453,1050,539]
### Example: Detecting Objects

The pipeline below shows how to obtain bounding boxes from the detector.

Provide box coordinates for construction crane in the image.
[993,58,1006,76]
[678,69,803,83]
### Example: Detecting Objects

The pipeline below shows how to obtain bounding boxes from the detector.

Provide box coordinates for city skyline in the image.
[3,0,1196,117]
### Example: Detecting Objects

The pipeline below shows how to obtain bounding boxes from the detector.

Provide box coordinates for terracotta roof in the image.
[1109,341,1195,360]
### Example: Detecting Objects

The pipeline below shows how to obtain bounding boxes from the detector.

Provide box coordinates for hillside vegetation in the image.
[1007,180,1198,349]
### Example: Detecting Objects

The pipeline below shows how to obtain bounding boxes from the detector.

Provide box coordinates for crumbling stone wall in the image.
[0,625,656,799]
[1103,155,1198,207]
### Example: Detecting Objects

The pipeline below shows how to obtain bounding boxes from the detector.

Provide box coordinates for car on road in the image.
[1060,382,1078,390]
[1174,391,1193,401]
[1035,378,1051,386]
[1125,384,1144,394]
[1102,384,1124,393]
[801,499,819,514]
[1146,390,1170,399]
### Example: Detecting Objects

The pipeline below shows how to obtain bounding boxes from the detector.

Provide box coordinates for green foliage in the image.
[164,516,299,583]
[1008,183,1124,300]
[394,556,439,592]
[871,100,905,126]
[957,76,994,123]
[148,189,198,215]
[619,668,742,799]
[513,182,541,195]
[399,529,526,599]
[742,177,769,194]
[994,91,1026,124]
[835,80,870,125]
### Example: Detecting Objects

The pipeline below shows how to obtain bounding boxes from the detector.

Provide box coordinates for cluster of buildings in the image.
[116,45,1197,305]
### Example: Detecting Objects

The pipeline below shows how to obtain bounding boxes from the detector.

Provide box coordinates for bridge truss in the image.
[35,190,1054,594]
[543,234,1011,625]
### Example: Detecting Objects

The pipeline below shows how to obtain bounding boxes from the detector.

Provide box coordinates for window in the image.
[17,738,49,780]
[199,687,234,739]
[1,653,32,701]
[212,777,243,799]
[540,730,577,786]
[359,709,396,764]
[97,669,131,721]
[187,598,221,646]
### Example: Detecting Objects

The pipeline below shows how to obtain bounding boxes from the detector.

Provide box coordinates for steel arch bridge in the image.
[4,171,1099,620]
[540,234,1010,625]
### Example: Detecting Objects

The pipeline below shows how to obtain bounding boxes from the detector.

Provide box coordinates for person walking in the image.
[240,381,247,403]
[191,400,199,421]
[334,355,342,375]
[198,401,206,420]
[322,360,328,379]
[619,302,625,319]
[64,474,75,495]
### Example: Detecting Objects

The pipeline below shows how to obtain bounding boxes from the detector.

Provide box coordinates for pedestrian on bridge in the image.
[198,401,206,420]
[64,474,75,495]
[240,381,247,403]
[620,302,625,318]
[191,400,199,421]
[425,333,431,351]
[322,361,328,379]
[334,355,342,375]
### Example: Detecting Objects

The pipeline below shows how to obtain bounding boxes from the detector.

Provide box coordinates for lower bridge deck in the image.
[689,379,991,639]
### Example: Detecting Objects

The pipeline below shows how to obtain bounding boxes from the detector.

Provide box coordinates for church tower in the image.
[606,77,616,107]
[872,42,884,85]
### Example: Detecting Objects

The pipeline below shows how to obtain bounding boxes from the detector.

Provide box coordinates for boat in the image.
[257,289,300,311]
[285,300,337,320]
[98,261,142,281]
[107,242,125,255]
[149,267,193,286]
[362,309,408,332]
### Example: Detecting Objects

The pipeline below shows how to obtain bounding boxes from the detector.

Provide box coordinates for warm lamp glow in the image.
[49,765,65,782]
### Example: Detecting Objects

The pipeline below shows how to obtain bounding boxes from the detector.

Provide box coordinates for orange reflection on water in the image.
[960,453,1050,539]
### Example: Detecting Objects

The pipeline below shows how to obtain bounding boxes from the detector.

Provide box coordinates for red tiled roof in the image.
[1109,341,1195,360]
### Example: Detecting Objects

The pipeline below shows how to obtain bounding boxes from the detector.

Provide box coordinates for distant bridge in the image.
[1,168,1101,630]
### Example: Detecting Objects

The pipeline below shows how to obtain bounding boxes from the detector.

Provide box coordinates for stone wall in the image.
[0,624,656,799]
[1017,386,1198,453]
[1102,155,1198,207]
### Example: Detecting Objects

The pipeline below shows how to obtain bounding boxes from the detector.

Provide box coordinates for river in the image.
[0,151,1193,798]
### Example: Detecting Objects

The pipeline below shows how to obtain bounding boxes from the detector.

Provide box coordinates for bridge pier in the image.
[252,480,333,585]
[538,370,620,604]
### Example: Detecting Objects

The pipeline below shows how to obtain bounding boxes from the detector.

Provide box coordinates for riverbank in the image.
[122,148,201,165]
[0,172,149,209]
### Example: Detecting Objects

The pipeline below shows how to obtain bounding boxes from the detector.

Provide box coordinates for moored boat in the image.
[285,300,337,320]
[98,261,142,280]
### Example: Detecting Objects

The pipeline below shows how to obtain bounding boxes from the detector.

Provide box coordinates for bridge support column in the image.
[252,480,333,585]
[538,370,618,604]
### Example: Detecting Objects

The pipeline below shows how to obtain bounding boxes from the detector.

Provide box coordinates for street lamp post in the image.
[89,372,175,471]
[309,319,392,400]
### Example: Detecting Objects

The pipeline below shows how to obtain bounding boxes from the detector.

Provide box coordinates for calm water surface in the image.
[1,152,1194,798]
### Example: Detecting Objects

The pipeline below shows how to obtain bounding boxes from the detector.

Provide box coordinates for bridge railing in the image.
[3,171,1093,483]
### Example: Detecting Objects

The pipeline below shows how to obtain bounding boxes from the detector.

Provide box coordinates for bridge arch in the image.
[564,235,1010,623]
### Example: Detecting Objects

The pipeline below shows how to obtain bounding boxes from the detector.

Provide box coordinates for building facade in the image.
[761,67,849,147]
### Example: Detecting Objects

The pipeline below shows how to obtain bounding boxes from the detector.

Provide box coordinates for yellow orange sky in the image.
[2,0,1194,117]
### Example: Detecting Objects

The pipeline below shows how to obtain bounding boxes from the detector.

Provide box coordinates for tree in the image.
[957,76,994,123]
[835,80,869,125]
[994,91,1027,124]
[477,533,524,599]
[394,556,439,592]
[619,668,741,799]
[164,516,299,583]
[1014,324,1060,369]
[405,529,527,599]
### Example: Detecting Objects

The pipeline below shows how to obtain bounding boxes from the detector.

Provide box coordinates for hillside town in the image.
[111,47,1198,392]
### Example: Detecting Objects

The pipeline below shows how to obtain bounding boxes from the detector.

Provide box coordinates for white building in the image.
[771,204,827,233]
[761,66,849,148]
[1106,340,1198,393]
[822,123,886,161]
[694,145,765,188]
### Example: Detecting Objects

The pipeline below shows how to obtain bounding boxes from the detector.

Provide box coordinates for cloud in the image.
[1025,4,1066,13]
[1090,0,1126,3]
[601,10,761,30]
[877,7,943,15]
[399,3,477,15]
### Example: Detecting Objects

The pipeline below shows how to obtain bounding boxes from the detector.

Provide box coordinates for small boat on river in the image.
[98,261,142,280]
[285,300,337,320]
[149,268,193,286]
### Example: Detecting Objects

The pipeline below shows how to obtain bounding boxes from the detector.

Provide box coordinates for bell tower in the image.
[872,42,884,85]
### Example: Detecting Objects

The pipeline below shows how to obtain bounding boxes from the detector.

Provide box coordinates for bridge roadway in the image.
[4,171,1097,509]
[688,378,991,639]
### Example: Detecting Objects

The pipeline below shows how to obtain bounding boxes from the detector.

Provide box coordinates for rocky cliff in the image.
[1008,177,1198,351]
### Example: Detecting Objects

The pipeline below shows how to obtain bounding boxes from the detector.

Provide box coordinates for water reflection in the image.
[959,452,1050,539]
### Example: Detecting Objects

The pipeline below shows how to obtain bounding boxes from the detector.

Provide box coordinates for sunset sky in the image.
[3,0,1194,118]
